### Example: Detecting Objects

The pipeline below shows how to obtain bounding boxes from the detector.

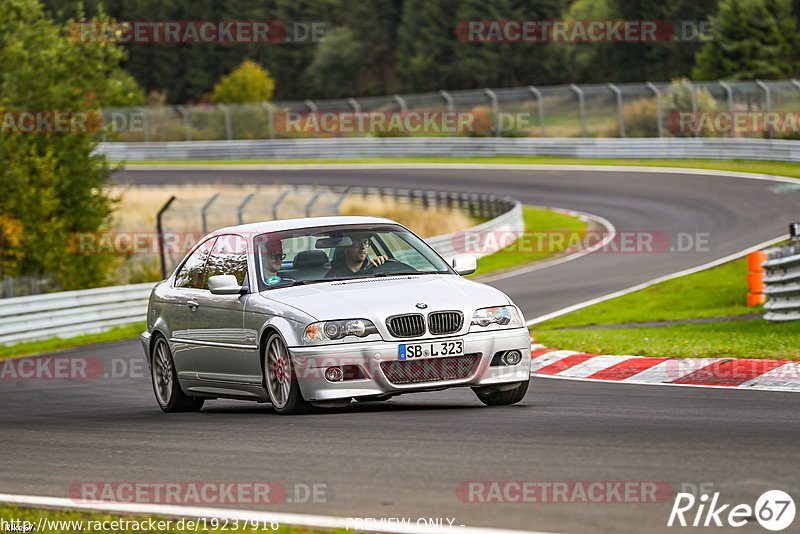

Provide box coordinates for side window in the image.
[174,238,216,288]
[203,234,248,288]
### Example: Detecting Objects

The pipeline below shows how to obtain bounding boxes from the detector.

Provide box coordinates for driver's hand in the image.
[368,255,388,266]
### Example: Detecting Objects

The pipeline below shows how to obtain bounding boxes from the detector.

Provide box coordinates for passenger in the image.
[326,234,387,277]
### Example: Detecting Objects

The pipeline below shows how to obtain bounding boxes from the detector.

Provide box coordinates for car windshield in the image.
[254,223,453,290]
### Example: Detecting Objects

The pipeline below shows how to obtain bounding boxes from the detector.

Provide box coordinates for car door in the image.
[169,237,217,380]
[190,234,262,385]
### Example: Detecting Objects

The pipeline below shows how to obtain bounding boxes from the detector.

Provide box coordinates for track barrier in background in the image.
[762,223,800,322]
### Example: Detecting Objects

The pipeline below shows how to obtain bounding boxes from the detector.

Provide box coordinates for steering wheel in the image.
[363,258,416,274]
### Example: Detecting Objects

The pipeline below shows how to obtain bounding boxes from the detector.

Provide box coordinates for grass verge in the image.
[473,206,586,275]
[0,504,341,534]
[120,157,800,180]
[0,322,146,360]
[532,320,800,361]
[531,257,800,360]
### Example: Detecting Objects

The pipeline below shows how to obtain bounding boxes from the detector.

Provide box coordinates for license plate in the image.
[398,340,464,360]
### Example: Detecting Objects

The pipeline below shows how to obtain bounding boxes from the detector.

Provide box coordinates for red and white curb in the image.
[529,343,800,392]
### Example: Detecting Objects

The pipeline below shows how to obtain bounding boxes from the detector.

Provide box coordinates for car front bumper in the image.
[288,327,531,402]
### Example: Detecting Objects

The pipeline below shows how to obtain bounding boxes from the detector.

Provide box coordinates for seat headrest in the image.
[293,250,328,268]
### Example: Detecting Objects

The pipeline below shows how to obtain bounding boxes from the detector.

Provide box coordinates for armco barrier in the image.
[1,200,523,346]
[96,137,800,163]
[762,243,800,322]
[0,283,154,345]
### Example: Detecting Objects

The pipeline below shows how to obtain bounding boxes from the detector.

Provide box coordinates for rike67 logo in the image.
[668,489,795,531]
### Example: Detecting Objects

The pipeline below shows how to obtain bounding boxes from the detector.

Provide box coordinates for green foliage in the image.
[662,78,717,137]
[0,0,145,289]
[693,0,799,80]
[304,27,366,98]
[621,98,660,138]
[212,59,275,104]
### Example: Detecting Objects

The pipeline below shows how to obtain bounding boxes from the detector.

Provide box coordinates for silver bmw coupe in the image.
[141,216,531,414]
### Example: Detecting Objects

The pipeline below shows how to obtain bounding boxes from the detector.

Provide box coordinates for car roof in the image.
[209,215,399,237]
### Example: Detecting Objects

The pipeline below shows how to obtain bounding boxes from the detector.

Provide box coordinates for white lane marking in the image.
[740,362,800,389]
[525,234,788,326]
[554,355,635,379]
[0,493,561,534]
[477,206,616,284]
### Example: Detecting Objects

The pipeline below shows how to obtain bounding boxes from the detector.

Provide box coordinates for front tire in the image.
[263,333,310,415]
[151,335,204,413]
[473,380,529,406]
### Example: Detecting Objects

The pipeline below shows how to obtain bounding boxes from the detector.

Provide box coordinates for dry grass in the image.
[339,194,474,237]
[109,185,476,238]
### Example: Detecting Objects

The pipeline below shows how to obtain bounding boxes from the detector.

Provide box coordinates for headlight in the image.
[303,319,378,342]
[471,306,522,328]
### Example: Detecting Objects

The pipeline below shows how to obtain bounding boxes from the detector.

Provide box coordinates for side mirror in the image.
[208,274,243,295]
[452,255,477,276]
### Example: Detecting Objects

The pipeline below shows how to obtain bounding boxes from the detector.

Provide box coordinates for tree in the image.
[0,0,145,289]
[454,0,562,88]
[212,60,275,103]
[693,0,798,80]
[304,27,366,98]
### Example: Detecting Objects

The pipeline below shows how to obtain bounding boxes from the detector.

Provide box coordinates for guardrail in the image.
[0,283,154,345]
[97,137,800,163]
[762,241,800,322]
[2,192,522,345]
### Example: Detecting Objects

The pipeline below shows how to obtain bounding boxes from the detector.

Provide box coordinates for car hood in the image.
[260,274,512,323]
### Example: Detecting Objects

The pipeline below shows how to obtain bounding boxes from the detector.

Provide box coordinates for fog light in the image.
[502,350,523,366]
[325,366,343,382]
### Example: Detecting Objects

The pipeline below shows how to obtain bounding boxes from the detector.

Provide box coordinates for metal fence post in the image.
[755,79,773,139]
[718,81,735,138]
[527,86,546,137]
[237,193,255,225]
[645,82,663,138]
[682,80,699,138]
[439,90,455,137]
[305,191,323,216]
[392,95,407,112]
[272,190,290,220]
[262,102,276,139]
[175,105,191,141]
[484,88,501,137]
[569,84,587,138]
[157,195,176,279]
[348,98,362,137]
[607,83,625,138]
[201,193,220,234]
[218,104,233,140]
[304,99,320,137]
[138,107,150,142]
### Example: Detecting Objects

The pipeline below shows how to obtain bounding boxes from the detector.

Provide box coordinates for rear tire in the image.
[473,380,529,406]
[263,333,311,415]
[150,335,204,413]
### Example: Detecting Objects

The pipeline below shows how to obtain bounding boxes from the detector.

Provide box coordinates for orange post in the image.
[747,250,767,306]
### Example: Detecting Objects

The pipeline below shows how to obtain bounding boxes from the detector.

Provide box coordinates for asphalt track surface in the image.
[2,167,800,533]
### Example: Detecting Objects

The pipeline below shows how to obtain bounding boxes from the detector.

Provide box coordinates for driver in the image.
[262,238,284,278]
[326,234,387,277]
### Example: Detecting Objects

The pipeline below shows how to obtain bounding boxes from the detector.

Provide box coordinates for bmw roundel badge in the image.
[415,302,428,309]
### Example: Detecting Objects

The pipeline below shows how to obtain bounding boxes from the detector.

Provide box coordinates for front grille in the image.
[387,314,425,338]
[381,354,482,385]
[428,311,463,335]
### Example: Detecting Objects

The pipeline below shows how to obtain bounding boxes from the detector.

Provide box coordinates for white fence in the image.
[763,242,800,322]
[97,137,800,163]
